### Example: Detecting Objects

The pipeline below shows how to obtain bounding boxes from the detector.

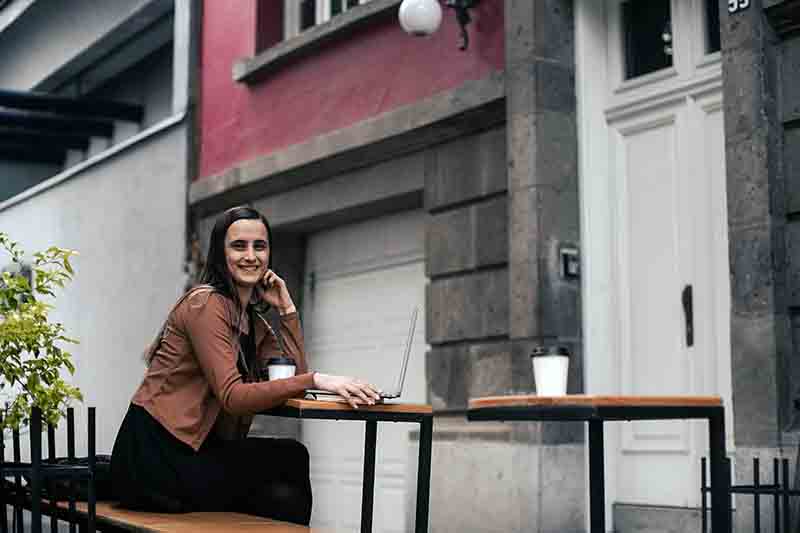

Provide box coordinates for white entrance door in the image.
[576,0,734,518]
[301,210,426,532]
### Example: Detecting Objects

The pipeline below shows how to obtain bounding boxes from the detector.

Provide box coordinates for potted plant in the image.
[0,232,82,431]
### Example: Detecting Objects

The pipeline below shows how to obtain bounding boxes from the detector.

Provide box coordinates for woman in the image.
[111,206,380,525]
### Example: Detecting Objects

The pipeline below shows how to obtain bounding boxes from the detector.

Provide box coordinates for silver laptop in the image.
[305,307,419,402]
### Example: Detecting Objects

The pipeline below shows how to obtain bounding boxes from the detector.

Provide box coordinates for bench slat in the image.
[54,502,315,532]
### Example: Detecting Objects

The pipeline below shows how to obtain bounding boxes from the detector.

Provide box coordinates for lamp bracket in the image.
[445,0,480,51]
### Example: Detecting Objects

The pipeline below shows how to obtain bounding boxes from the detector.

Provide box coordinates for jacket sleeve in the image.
[258,312,309,375]
[181,294,314,415]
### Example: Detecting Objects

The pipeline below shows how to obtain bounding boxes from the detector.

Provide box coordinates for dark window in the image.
[622,0,673,80]
[301,0,316,31]
[347,0,359,7]
[705,0,721,54]
[331,0,342,17]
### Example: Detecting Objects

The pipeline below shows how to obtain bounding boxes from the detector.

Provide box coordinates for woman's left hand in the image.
[259,270,296,315]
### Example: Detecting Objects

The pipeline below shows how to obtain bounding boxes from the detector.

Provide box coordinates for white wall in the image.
[0,0,170,90]
[0,125,188,454]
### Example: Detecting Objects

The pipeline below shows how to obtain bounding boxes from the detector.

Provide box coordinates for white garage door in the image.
[301,210,427,533]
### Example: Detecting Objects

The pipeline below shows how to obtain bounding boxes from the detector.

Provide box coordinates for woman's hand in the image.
[312,373,382,409]
[259,269,296,315]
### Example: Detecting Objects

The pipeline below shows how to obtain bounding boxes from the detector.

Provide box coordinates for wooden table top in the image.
[281,398,433,414]
[57,502,322,532]
[468,394,723,410]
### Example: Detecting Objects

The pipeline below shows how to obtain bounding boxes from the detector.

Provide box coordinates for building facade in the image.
[0,0,796,531]
[0,0,198,459]
[193,1,800,532]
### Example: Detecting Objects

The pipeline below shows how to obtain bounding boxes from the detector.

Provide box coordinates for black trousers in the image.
[111,404,312,525]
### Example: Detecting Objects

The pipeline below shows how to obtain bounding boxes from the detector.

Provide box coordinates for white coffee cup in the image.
[266,357,296,380]
[531,346,570,396]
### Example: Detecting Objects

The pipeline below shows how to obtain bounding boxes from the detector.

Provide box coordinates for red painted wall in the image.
[198,1,505,181]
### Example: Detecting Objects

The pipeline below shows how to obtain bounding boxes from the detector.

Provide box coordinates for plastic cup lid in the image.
[530,346,570,357]
[266,357,296,365]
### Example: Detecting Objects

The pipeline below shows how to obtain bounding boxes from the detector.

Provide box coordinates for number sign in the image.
[728,0,750,13]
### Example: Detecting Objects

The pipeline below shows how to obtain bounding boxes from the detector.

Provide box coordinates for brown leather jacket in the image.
[132,288,313,450]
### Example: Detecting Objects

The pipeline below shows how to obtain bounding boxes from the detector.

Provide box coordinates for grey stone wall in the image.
[722,0,786,448]
[422,3,584,531]
[723,0,800,529]
[425,127,511,409]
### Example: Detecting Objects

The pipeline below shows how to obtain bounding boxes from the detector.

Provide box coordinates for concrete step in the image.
[613,503,703,533]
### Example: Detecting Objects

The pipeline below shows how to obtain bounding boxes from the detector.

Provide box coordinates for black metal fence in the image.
[0,407,96,533]
[701,456,800,533]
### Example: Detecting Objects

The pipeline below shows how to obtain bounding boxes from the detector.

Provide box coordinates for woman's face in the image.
[224,219,270,288]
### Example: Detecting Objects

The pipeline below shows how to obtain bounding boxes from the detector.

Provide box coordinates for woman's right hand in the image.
[312,373,382,409]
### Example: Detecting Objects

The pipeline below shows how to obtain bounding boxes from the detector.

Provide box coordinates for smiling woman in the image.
[109,205,381,524]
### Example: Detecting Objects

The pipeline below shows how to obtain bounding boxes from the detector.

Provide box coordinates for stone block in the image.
[427,269,509,344]
[504,0,536,64]
[720,1,765,52]
[427,342,522,410]
[613,503,701,533]
[782,40,800,122]
[508,111,578,192]
[508,186,580,339]
[729,223,777,315]
[481,267,510,338]
[506,112,537,194]
[481,127,508,196]
[506,63,575,130]
[785,127,800,214]
[532,0,574,66]
[424,127,507,211]
[474,195,508,268]
[725,133,771,225]
[535,112,579,191]
[722,46,767,141]
[730,314,780,446]
[732,446,792,533]
[424,439,538,533]
[505,0,574,67]
[788,313,800,420]
[467,341,514,399]
[419,434,586,533]
[426,206,473,277]
[538,444,586,533]
[426,345,470,409]
[426,195,508,278]
[534,60,576,113]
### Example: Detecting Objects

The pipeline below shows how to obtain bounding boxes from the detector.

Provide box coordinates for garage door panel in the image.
[302,210,426,532]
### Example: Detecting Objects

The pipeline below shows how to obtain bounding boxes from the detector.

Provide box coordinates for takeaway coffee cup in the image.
[265,357,296,380]
[531,346,570,396]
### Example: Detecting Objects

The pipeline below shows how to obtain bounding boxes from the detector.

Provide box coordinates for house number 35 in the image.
[728,0,750,13]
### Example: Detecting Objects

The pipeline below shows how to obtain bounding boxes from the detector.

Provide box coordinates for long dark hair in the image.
[198,205,273,316]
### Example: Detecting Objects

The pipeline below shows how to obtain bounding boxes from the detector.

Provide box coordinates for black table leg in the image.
[588,420,605,533]
[708,409,730,533]
[415,415,433,533]
[361,420,377,533]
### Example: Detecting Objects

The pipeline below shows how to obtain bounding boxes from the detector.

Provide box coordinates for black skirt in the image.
[110,404,312,525]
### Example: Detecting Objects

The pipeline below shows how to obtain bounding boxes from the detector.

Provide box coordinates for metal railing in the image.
[701,457,800,533]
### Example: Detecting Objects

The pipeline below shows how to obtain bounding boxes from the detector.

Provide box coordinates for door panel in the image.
[302,211,426,532]
[607,94,728,507]
[614,113,691,457]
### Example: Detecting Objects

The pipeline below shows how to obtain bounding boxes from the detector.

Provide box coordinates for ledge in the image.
[190,72,505,215]
[233,0,402,84]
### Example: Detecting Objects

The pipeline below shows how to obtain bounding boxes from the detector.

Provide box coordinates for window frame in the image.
[284,0,371,40]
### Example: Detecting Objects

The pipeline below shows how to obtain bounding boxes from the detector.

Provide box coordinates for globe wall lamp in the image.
[398,0,481,51]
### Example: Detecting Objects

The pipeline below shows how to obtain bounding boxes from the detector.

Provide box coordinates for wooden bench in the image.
[50,501,317,532]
